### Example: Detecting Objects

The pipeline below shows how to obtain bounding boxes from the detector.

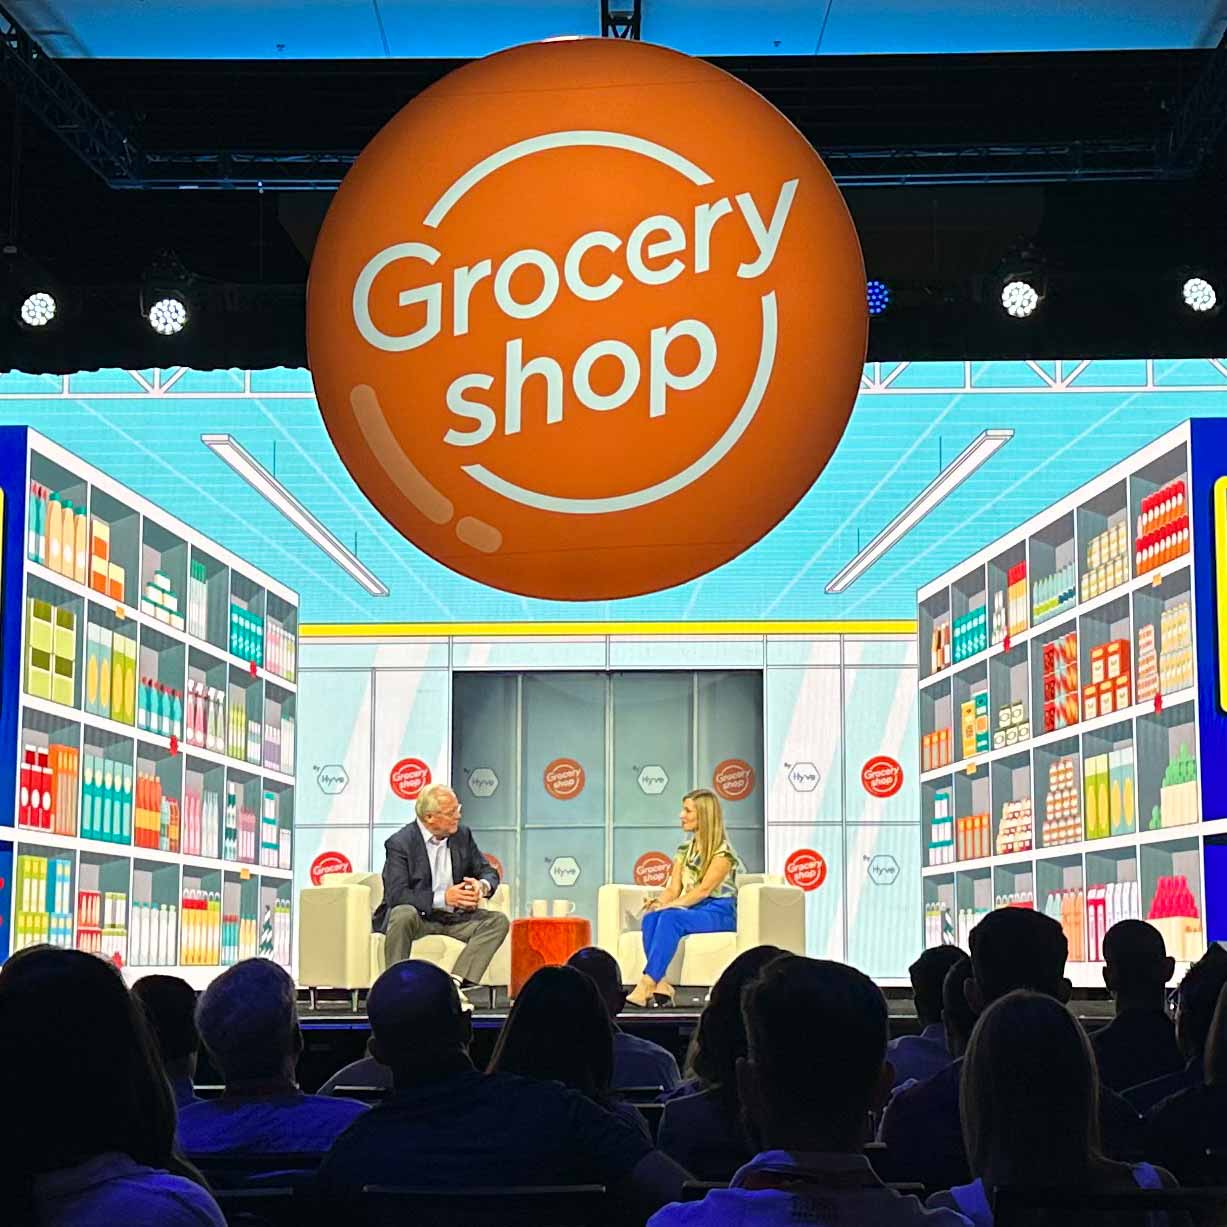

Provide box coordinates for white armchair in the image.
[596,874,807,987]
[298,872,511,1005]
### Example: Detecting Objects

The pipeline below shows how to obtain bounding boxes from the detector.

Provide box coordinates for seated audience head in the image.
[368,959,471,1083]
[567,945,627,1019]
[962,990,1101,1189]
[942,956,976,1059]
[1102,920,1175,1008]
[1174,944,1227,1065]
[489,964,614,1100]
[910,944,967,1028]
[1203,983,1227,1086]
[195,957,300,1086]
[690,944,786,1097]
[739,955,890,1151]
[133,974,199,1079]
[967,907,1069,1014]
[0,948,178,1213]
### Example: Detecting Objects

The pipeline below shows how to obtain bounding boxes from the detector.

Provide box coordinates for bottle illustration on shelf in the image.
[917,420,1227,985]
[2,429,300,985]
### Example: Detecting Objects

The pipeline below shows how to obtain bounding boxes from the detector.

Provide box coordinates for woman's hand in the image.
[642,896,660,913]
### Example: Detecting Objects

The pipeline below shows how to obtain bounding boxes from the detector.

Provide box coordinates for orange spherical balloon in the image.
[308,38,865,600]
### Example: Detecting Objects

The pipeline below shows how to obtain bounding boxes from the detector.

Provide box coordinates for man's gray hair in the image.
[415,782,453,821]
[196,958,298,1081]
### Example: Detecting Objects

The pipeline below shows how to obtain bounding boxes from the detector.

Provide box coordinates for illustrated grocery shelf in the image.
[916,421,1227,987]
[0,428,299,982]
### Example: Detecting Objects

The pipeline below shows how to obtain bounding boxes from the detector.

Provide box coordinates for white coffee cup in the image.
[552,899,576,918]
[531,899,549,918]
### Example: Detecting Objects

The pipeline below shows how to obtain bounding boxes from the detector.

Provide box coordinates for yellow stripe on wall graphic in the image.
[300,620,918,638]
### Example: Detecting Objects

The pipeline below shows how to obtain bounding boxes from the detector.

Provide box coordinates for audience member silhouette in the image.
[648,956,970,1226]
[317,959,688,1220]
[132,974,202,1110]
[1092,920,1182,1094]
[927,991,1173,1226]
[1125,943,1227,1113]
[888,944,967,1087]
[1146,981,1227,1185]
[178,958,367,1155]
[488,964,651,1137]
[0,947,223,1227]
[656,945,786,1179]
[569,946,682,1090]
[880,908,1144,1190]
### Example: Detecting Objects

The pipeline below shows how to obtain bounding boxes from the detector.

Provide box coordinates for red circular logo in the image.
[544,757,586,800]
[713,758,756,801]
[785,848,827,891]
[633,850,674,887]
[861,755,903,798]
[310,850,355,886]
[390,757,432,800]
[484,852,505,880]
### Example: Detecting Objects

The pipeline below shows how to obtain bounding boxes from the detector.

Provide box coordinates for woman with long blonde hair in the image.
[627,788,742,1008]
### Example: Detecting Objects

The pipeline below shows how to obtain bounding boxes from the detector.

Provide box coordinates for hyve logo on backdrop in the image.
[308,37,865,600]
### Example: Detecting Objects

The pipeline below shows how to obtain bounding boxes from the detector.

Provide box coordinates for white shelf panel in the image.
[918,557,1192,692]
[23,693,140,741]
[26,561,141,620]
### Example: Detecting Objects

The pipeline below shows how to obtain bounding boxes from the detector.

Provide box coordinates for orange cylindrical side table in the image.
[509,916,592,998]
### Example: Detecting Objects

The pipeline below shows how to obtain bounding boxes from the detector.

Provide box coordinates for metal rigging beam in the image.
[1164,27,1227,174]
[601,1,642,40]
[0,2,138,186]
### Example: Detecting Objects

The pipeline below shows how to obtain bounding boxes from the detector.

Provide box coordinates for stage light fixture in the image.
[19,291,57,328]
[867,279,891,316]
[147,294,188,335]
[1000,278,1040,319]
[1182,276,1217,314]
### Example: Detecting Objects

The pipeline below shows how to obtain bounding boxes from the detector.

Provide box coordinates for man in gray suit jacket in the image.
[373,783,509,986]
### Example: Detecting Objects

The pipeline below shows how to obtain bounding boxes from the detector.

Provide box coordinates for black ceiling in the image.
[1,46,1225,370]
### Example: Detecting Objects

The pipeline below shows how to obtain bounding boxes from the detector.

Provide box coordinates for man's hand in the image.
[445,881,481,910]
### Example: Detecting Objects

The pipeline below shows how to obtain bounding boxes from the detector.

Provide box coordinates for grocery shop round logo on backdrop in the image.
[861,755,903,799]
[634,850,674,887]
[713,758,755,801]
[390,757,432,800]
[544,757,586,800]
[785,848,827,891]
[307,38,865,600]
[310,851,354,885]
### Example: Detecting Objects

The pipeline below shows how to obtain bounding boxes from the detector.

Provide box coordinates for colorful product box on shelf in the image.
[992,701,1029,750]
[1006,562,1029,637]
[19,744,80,835]
[996,798,1033,855]
[278,827,292,871]
[76,890,127,962]
[81,755,134,844]
[928,789,954,866]
[1042,756,1082,846]
[922,728,953,772]
[960,691,990,760]
[230,604,265,666]
[1042,631,1080,733]
[1085,881,1142,962]
[956,812,991,861]
[928,621,952,674]
[181,889,222,965]
[1136,480,1190,575]
[1137,624,1159,704]
[134,772,179,852]
[25,597,77,706]
[994,892,1034,910]
[1080,521,1130,603]
[1147,875,1202,963]
[266,620,296,683]
[137,679,183,741]
[1154,745,1198,829]
[13,855,74,951]
[188,561,209,640]
[260,792,280,868]
[1033,563,1076,625]
[1084,639,1132,721]
[953,605,988,663]
[1045,888,1086,962]
[128,902,181,968]
[924,901,956,948]
[181,786,221,859]
[1159,602,1194,694]
[141,571,186,633]
[1085,748,1135,840]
